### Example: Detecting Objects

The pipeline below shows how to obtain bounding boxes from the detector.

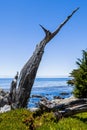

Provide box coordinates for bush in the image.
[0,109,34,130]
[67,50,87,98]
[0,109,87,130]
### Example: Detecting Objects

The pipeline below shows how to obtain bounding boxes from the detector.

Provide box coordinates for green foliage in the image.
[36,112,87,130]
[0,109,87,130]
[0,109,34,130]
[67,50,87,98]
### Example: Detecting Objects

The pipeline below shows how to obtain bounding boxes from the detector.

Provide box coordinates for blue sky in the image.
[0,0,87,77]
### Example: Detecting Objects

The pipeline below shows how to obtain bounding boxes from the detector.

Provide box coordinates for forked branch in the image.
[40,7,79,45]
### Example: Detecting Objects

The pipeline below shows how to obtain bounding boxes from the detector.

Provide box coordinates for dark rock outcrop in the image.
[0,89,9,107]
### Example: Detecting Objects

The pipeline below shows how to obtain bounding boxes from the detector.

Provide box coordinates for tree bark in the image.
[11,8,79,108]
[9,72,19,104]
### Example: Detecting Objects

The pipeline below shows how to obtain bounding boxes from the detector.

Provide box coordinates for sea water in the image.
[0,78,73,108]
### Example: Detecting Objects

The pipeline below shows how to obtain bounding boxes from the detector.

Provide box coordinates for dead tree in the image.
[9,72,19,104]
[11,8,79,108]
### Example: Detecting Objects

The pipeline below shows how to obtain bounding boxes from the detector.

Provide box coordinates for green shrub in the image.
[0,109,87,130]
[0,109,34,130]
[67,50,87,98]
[36,112,87,130]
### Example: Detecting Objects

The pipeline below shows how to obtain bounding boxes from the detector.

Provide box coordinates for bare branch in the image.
[39,24,51,37]
[51,7,79,38]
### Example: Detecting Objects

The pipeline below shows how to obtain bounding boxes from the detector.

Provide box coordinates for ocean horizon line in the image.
[0,75,70,79]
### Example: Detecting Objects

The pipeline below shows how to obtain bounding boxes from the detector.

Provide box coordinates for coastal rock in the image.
[0,89,9,107]
[0,88,9,97]
[0,105,11,113]
[53,96,64,99]
[40,97,48,101]
[60,92,70,96]
[0,89,7,97]
[29,107,39,112]
[31,94,43,98]
[0,98,8,107]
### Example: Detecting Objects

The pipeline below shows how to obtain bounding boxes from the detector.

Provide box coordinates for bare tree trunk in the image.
[11,8,79,108]
[8,72,19,104]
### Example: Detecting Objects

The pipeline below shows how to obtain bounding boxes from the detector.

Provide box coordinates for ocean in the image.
[0,78,73,108]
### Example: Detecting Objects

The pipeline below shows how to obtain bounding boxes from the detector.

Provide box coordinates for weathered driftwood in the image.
[53,103,87,120]
[9,8,79,108]
[62,104,87,117]
[38,97,87,120]
[38,97,87,111]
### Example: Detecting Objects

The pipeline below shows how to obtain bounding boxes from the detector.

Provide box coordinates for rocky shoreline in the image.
[0,88,71,113]
[0,89,68,113]
[0,88,87,116]
[0,89,11,113]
